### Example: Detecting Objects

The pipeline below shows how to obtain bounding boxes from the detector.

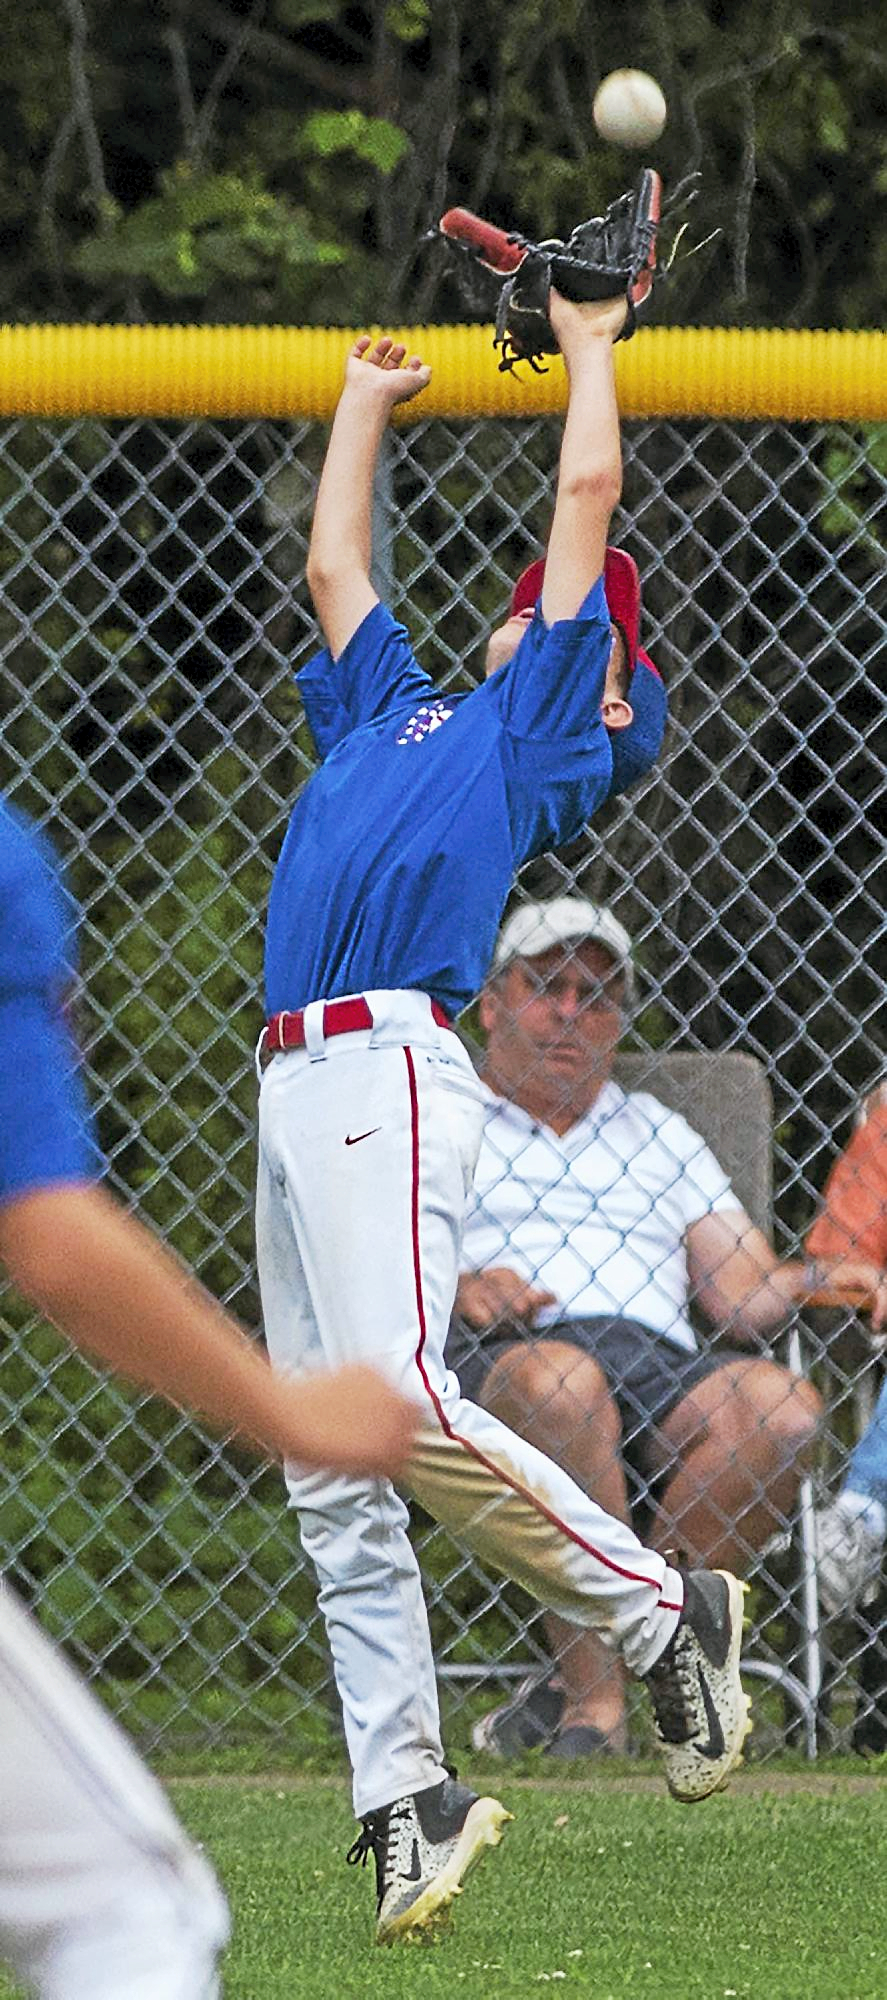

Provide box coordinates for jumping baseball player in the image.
[257,182,750,1948]
[0,794,419,1998]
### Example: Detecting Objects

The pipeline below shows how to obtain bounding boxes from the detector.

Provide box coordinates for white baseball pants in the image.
[255,990,682,1817]
[0,1579,228,1998]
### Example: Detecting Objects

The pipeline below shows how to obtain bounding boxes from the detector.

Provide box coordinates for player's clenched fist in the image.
[290,1363,421,1478]
[344,335,432,404]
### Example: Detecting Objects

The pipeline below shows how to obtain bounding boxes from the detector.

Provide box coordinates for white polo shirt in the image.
[461,1079,744,1354]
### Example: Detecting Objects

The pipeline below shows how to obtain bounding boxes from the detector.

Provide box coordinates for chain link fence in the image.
[1,406,885,1759]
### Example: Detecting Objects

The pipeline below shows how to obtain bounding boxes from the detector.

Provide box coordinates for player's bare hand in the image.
[455,1266,558,1331]
[549,287,628,353]
[344,336,432,406]
[287,1363,420,1478]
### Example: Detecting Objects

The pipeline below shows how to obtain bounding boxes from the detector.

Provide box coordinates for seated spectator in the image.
[447,896,879,1759]
[808,1083,887,1617]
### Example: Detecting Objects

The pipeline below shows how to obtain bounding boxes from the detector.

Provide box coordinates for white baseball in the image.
[593,69,667,149]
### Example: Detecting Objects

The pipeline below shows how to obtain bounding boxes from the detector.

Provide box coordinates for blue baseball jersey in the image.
[0,800,98,1208]
[266,583,654,1018]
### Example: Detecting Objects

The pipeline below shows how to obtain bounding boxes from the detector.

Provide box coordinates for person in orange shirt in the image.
[808,1084,887,1617]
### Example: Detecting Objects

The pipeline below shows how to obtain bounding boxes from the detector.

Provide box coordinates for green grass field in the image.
[2,1769,887,1999]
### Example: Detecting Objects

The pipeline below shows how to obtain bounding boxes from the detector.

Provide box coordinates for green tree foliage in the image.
[1,0,885,327]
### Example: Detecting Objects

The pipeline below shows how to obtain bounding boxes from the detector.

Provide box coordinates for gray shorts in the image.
[445,1312,749,1514]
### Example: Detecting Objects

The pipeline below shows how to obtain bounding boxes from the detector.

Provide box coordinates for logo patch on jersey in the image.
[345,1128,381,1146]
[395,701,454,746]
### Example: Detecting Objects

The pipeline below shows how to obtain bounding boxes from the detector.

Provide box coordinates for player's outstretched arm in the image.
[0,1184,420,1478]
[538,291,626,628]
[307,335,431,661]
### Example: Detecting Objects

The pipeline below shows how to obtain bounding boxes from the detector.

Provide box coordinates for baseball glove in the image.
[437,169,695,374]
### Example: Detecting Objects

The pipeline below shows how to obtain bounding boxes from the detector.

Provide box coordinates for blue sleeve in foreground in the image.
[0,800,76,995]
[298,602,435,754]
[0,996,101,1208]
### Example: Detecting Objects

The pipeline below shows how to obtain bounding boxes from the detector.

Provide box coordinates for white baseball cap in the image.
[492,896,635,1000]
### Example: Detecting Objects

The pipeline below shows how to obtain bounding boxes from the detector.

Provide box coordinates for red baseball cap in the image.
[510,546,642,671]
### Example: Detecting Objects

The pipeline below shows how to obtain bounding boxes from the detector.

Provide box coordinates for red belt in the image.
[261,994,452,1063]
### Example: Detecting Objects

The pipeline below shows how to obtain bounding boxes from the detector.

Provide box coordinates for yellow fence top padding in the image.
[0,322,885,422]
